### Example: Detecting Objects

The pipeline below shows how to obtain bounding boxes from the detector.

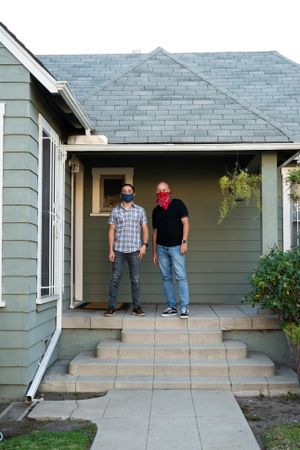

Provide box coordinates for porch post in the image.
[261,152,278,253]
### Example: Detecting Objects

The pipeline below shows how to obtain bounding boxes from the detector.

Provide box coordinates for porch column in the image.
[261,152,278,253]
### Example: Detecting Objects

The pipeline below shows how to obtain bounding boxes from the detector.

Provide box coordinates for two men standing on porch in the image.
[104,183,149,317]
[153,181,190,319]
[104,181,190,319]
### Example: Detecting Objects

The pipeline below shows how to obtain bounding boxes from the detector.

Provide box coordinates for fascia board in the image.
[0,25,58,93]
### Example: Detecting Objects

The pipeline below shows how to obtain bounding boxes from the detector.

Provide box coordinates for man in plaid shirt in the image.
[104,183,149,317]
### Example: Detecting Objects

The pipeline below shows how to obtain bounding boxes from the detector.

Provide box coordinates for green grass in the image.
[0,424,96,450]
[262,424,300,450]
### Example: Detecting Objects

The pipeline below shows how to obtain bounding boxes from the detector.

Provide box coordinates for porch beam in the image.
[261,152,278,253]
[62,143,300,153]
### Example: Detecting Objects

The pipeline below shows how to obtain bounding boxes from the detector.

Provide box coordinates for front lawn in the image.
[0,424,96,449]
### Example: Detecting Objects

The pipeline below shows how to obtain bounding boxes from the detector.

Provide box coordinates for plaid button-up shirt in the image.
[108,203,148,253]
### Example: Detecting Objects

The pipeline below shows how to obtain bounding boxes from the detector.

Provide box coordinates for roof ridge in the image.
[81,47,165,103]
[165,51,293,141]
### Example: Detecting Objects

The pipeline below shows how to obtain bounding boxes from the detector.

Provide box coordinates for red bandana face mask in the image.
[156,191,171,210]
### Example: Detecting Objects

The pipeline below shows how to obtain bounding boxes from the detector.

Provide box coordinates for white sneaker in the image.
[161,306,178,317]
[179,308,189,319]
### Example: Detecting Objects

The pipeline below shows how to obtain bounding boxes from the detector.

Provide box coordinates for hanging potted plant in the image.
[243,246,300,382]
[287,167,300,201]
[218,167,261,223]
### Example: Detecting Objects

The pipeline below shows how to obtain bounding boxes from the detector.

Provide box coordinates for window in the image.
[91,167,134,216]
[101,176,124,211]
[282,167,300,250]
[37,116,65,302]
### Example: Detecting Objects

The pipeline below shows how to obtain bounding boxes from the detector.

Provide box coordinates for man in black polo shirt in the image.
[152,181,190,318]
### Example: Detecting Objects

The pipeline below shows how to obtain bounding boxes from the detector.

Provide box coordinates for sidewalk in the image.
[28,390,260,450]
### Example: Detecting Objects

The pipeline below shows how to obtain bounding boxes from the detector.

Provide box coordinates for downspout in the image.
[25,296,62,404]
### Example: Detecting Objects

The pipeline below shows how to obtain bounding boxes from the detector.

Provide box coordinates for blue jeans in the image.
[156,245,189,310]
[108,251,141,309]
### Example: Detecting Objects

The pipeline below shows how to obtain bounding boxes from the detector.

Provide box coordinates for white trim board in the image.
[0,104,5,307]
[64,142,300,153]
[0,24,93,131]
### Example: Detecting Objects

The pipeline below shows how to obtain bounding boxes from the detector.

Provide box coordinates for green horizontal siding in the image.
[0,42,67,399]
[82,156,262,304]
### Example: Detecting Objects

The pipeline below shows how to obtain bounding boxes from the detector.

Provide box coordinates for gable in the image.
[81,49,290,144]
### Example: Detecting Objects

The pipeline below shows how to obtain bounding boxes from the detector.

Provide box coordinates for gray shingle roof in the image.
[39,48,300,143]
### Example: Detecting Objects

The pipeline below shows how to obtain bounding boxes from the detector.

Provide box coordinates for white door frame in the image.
[70,157,84,308]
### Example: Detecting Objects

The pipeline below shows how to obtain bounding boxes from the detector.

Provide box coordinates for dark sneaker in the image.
[104,307,117,317]
[179,308,189,319]
[161,306,178,317]
[132,307,146,316]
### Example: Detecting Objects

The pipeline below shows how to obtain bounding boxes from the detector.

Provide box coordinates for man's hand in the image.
[153,253,158,265]
[138,245,147,260]
[108,250,115,262]
[180,243,188,255]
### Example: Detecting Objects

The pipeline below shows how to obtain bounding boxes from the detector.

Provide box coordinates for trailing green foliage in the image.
[218,168,261,223]
[284,323,300,382]
[287,167,300,200]
[287,167,300,184]
[243,246,300,325]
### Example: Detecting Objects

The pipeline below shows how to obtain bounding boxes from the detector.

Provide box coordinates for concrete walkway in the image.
[28,390,260,450]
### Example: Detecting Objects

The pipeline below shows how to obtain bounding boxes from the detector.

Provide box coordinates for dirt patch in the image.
[0,393,104,445]
[237,393,300,449]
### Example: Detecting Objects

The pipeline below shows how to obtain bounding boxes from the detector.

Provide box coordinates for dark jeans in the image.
[108,250,141,309]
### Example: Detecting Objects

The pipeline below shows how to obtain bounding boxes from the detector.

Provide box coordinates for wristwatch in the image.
[181,240,188,244]
[142,243,149,247]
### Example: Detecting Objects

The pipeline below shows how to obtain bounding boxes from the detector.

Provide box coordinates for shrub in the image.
[243,246,300,325]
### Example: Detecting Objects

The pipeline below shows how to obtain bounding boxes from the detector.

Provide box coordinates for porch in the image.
[39,304,300,396]
[67,146,292,309]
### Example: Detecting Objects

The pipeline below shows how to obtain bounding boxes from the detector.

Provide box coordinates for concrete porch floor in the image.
[62,304,281,331]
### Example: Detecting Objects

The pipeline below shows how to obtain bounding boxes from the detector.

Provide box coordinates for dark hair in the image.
[121,183,135,193]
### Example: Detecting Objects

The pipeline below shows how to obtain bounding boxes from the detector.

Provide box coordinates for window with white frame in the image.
[91,168,134,216]
[282,167,300,250]
[37,116,65,301]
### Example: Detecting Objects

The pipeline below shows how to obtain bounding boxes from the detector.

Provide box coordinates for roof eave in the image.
[0,22,94,132]
[63,142,300,152]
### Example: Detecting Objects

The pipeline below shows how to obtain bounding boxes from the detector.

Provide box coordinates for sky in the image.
[2,0,300,63]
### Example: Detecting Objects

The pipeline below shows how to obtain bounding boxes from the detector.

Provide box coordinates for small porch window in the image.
[91,167,134,216]
[37,116,65,303]
[101,176,124,212]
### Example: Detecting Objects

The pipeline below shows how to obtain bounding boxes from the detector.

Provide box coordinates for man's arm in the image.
[152,228,158,264]
[108,224,116,262]
[181,216,189,255]
[138,223,149,259]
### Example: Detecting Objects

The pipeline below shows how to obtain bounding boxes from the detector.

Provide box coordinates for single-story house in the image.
[0,21,299,400]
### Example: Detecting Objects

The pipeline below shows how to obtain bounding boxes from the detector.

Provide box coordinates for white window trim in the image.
[0,104,5,307]
[37,115,65,304]
[91,167,134,216]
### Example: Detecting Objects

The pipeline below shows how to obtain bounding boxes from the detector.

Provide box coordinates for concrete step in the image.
[68,350,275,377]
[39,362,300,396]
[96,338,247,360]
[121,328,223,344]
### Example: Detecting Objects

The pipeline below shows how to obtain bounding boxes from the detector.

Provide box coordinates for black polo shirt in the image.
[152,198,189,247]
